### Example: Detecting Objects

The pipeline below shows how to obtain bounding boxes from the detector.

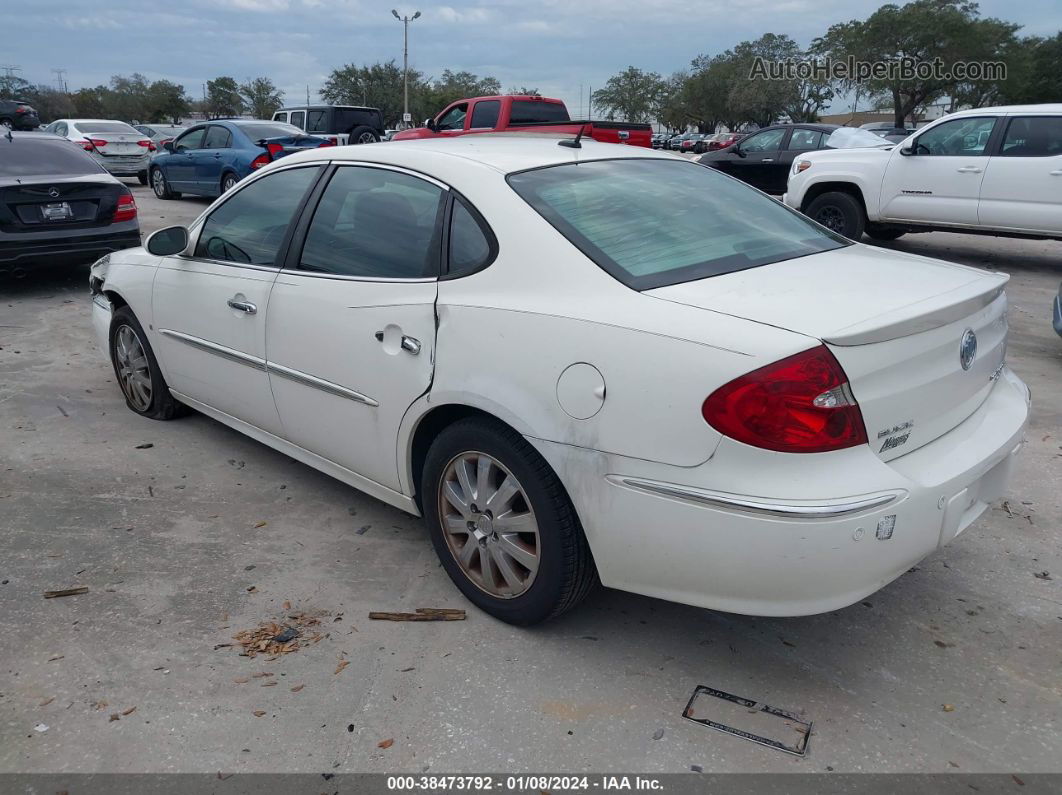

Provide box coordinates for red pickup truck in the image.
[392,95,652,148]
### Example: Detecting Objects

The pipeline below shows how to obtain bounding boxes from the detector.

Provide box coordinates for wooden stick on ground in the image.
[44,587,89,599]
[369,609,466,622]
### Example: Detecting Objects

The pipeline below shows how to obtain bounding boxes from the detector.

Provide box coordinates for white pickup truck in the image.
[784,104,1062,242]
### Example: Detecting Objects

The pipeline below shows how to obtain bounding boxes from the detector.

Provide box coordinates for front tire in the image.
[805,191,866,241]
[421,417,596,625]
[151,167,180,200]
[109,306,188,421]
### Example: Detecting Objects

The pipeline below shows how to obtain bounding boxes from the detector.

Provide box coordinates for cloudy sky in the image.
[7,0,1061,116]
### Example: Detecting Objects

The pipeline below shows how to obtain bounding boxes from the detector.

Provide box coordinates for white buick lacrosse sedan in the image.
[90,137,1030,625]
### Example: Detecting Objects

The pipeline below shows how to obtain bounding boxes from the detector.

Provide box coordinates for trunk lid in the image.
[89,133,145,156]
[0,177,127,232]
[647,244,1009,460]
[258,134,328,160]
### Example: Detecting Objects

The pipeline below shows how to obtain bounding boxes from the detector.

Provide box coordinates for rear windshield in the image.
[507,159,849,290]
[334,109,381,130]
[77,122,139,134]
[237,122,303,141]
[509,100,570,124]
[0,138,105,177]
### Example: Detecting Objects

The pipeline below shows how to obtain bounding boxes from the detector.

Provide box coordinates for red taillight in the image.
[112,193,137,223]
[249,153,271,169]
[89,138,108,148]
[79,140,95,151]
[15,106,28,114]
[137,139,154,151]
[320,138,336,147]
[701,345,867,454]
[266,142,284,159]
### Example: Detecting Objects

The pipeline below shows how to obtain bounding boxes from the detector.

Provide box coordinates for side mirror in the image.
[146,225,189,257]
[163,140,175,153]
[733,145,746,158]
[899,146,915,156]
[425,118,437,132]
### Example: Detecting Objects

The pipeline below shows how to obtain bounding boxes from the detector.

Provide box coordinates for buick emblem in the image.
[959,328,977,371]
[48,187,60,198]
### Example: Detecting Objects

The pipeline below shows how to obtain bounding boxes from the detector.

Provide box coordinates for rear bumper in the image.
[0,227,141,267]
[97,155,150,176]
[531,367,1030,616]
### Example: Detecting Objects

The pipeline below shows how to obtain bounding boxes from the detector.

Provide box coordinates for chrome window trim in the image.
[276,272,437,284]
[158,329,267,371]
[607,476,903,519]
[266,362,379,407]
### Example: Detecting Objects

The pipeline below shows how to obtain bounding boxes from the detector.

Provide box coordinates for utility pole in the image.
[391,9,421,128]
[52,68,68,93]
[306,84,310,105]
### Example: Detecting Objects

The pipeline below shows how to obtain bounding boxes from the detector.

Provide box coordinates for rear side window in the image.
[509,100,569,124]
[508,159,848,291]
[999,116,1062,157]
[447,198,495,276]
[470,100,501,129]
[307,110,328,133]
[195,167,320,266]
[787,129,823,151]
[0,138,104,177]
[298,166,445,278]
[203,126,232,149]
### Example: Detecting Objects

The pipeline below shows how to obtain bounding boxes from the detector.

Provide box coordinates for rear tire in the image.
[865,226,906,241]
[151,167,180,200]
[805,191,866,241]
[220,172,238,193]
[421,417,596,625]
[108,306,188,421]
[137,170,148,186]
[349,125,379,145]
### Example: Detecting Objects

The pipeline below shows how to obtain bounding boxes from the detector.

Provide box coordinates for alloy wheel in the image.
[815,206,846,234]
[438,451,540,598]
[113,324,152,412]
[152,169,166,198]
[222,175,237,192]
[357,131,376,144]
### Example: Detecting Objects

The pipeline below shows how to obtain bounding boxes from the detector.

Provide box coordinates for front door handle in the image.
[760,158,774,162]
[956,166,983,173]
[1051,170,1062,176]
[227,298,257,314]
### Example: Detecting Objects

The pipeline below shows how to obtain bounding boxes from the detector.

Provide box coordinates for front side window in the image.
[298,166,445,278]
[174,127,206,152]
[787,129,823,151]
[740,129,785,152]
[307,110,327,132]
[999,116,1062,157]
[203,126,232,149]
[470,100,501,129]
[508,159,848,291]
[194,167,320,265]
[915,117,996,156]
[436,103,468,131]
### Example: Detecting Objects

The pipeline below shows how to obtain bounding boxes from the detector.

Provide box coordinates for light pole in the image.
[391,9,420,128]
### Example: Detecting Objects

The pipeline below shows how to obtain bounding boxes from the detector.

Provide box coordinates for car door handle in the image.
[760,158,774,162]
[374,330,421,355]
[1051,170,1062,176]
[227,298,257,314]
[956,166,983,173]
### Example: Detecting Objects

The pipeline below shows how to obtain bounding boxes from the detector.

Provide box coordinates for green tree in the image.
[239,77,283,119]
[206,76,244,119]
[813,0,1019,128]
[23,85,74,123]
[106,73,151,122]
[591,66,664,123]
[144,80,190,123]
[423,69,501,111]
[322,61,427,127]
[656,72,691,131]
[992,32,1062,105]
[0,73,32,100]
[506,86,540,96]
[71,86,108,118]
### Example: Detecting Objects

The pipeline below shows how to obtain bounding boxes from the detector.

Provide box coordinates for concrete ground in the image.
[1,183,1060,774]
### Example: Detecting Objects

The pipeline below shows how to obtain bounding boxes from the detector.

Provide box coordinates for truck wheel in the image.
[349,126,379,144]
[865,226,906,241]
[806,191,866,241]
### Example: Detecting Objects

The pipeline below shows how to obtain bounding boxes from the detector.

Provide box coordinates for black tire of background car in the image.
[108,306,189,421]
[865,226,907,241]
[151,167,180,200]
[137,171,148,186]
[806,191,866,241]
[349,125,380,144]
[0,118,12,129]
[421,416,598,625]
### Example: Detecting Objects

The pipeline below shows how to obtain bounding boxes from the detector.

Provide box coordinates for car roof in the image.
[278,105,378,111]
[948,103,1062,116]
[280,135,681,176]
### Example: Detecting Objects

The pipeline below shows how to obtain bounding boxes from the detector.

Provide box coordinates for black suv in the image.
[273,105,385,145]
[0,99,41,131]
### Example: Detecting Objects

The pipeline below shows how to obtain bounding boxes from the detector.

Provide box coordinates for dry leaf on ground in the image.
[290,684,305,692]
[253,710,266,717]
[335,660,350,675]
[377,738,394,749]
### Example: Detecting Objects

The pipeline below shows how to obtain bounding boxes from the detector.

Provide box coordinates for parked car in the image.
[43,119,154,184]
[698,123,840,194]
[651,133,667,149]
[89,137,1029,625]
[272,105,385,145]
[0,99,41,130]
[668,132,694,151]
[706,132,743,151]
[680,134,706,154]
[392,95,652,148]
[785,104,1062,241]
[148,119,334,200]
[382,129,398,141]
[134,123,187,150]
[1,132,139,275]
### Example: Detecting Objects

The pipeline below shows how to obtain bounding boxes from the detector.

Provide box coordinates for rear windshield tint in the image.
[77,122,139,134]
[0,138,104,177]
[507,159,849,290]
[237,122,303,140]
[509,100,570,124]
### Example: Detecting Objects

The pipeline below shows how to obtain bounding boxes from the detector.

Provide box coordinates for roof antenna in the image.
[558,123,588,149]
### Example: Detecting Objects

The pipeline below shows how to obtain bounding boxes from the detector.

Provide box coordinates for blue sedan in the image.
[148,119,333,200]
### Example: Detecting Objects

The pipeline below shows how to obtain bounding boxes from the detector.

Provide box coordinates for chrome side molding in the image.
[606,475,903,519]
[158,329,267,371]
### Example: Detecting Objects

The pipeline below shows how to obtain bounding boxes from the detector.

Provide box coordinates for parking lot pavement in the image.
[1,185,1060,774]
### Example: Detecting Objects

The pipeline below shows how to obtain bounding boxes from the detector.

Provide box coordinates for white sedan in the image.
[89,137,1030,625]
